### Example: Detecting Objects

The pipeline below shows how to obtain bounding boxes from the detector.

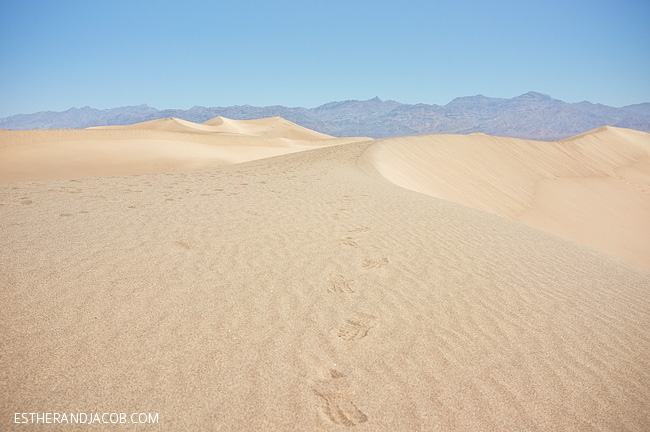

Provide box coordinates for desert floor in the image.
[1,118,649,430]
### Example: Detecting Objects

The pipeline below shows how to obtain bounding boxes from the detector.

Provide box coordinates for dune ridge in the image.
[1,120,649,431]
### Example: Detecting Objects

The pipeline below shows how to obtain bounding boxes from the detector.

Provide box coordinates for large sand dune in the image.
[369,126,650,271]
[1,120,649,431]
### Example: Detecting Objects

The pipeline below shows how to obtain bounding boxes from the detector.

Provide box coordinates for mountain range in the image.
[2,92,649,140]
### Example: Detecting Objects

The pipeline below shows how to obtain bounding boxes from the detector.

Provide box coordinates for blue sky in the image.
[1,0,649,116]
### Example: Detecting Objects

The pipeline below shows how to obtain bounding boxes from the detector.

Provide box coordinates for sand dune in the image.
[0,117,367,181]
[369,126,650,270]
[1,121,649,431]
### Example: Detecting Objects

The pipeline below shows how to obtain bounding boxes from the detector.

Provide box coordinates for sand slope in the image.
[369,126,650,270]
[1,123,650,431]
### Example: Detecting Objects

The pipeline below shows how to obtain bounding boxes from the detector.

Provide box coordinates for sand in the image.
[1,118,649,431]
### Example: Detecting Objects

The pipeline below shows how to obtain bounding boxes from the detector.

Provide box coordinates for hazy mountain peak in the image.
[521,91,552,99]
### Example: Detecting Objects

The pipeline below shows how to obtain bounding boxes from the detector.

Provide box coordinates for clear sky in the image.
[1,0,649,116]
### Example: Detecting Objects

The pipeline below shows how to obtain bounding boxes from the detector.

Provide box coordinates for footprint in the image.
[340,237,359,248]
[330,208,350,221]
[313,369,368,427]
[337,312,376,341]
[348,226,370,233]
[174,240,191,250]
[20,199,33,205]
[361,258,388,269]
[329,275,355,294]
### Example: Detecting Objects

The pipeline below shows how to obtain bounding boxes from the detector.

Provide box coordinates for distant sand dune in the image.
[91,115,334,140]
[90,116,228,134]
[1,120,649,431]
[0,116,368,181]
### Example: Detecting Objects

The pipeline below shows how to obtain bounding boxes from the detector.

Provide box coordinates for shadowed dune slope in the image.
[1,131,649,430]
[367,126,650,270]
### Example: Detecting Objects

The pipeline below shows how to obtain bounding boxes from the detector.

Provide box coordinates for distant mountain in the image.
[2,92,649,140]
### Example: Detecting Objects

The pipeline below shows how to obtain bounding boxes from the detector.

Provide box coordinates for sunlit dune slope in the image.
[367,126,650,270]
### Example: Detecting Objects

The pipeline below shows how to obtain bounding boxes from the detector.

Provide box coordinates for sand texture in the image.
[1,119,650,431]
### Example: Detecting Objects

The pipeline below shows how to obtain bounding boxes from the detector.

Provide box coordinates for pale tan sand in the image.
[370,126,650,271]
[1,122,650,431]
